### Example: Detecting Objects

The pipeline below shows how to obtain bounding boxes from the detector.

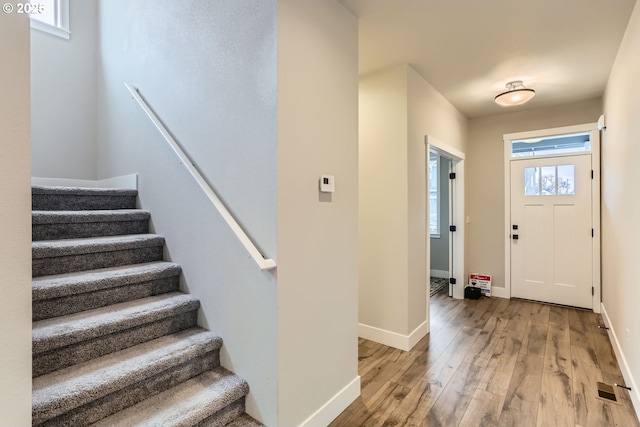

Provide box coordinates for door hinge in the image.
[591,170,594,179]
[449,172,456,180]
[592,229,594,237]
[592,286,595,296]
[450,225,457,232]
[449,277,457,285]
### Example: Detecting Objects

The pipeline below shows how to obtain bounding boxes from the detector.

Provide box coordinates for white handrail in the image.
[124,83,276,271]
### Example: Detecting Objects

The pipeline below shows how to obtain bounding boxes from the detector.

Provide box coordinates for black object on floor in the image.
[464,286,482,299]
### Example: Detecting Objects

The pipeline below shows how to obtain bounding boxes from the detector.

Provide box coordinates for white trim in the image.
[30,0,70,40]
[30,19,70,39]
[503,122,598,142]
[298,376,361,427]
[591,129,602,313]
[601,303,640,418]
[427,137,465,160]
[99,174,138,190]
[430,269,449,279]
[32,174,138,190]
[490,286,510,299]
[503,123,600,310]
[358,320,429,352]
[408,320,430,349]
[125,83,276,271]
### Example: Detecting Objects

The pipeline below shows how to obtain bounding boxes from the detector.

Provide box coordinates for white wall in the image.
[97,1,278,424]
[277,1,360,425]
[359,65,410,336]
[31,0,98,179]
[359,64,467,344]
[602,1,640,413]
[0,12,32,426]
[466,99,602,290]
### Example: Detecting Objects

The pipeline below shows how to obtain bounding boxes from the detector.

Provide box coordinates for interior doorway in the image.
[425,136,465,307]
[429,150,453,298]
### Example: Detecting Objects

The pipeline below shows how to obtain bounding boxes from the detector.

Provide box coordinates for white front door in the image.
[510,154,593,308]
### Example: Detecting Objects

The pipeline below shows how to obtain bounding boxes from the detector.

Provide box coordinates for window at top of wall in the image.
[511,132,591,158]
[30,0,70,40]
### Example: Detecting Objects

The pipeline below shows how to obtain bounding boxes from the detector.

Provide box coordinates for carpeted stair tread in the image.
[225,414,266,427]
[32,186,138,211]
[33,262,181,301]
[32,186,139,197]
[33,292,199,354]
[32,209,151,240]
[91,367,250,427]
[32,234,165,258]
[32,209,150,224]
[32,328,222,425]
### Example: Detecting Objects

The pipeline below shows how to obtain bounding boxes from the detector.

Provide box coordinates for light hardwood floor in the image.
[330,291,640,427]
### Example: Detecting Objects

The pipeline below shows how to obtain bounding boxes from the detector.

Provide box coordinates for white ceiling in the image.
[338,0,637,118]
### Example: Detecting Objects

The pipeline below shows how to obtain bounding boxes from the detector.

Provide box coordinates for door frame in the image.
[503,123,601,312]
[426,135,465,300]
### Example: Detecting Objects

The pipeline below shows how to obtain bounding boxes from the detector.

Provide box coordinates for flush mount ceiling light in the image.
[494,80,536,107]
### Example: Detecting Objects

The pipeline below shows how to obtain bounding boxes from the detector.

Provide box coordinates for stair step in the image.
[32,185,138,211]
[91,367,250,427]
[33,209,150,240]
[32,262,181,320]
[225,414,265,427]
[32,328,222,427]
[32,234,165,277]
[33,293,200,377]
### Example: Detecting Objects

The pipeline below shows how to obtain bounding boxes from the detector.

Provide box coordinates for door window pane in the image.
[557,165,576,195]
[541,166,557,195]
[524,167,540,196]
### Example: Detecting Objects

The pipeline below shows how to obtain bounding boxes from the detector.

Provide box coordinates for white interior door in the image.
[510,154,593,308]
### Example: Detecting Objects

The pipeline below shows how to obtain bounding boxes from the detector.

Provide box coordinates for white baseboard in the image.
[490,286,510,299]
[98,174,138,189]
[408,320,430,350]
[430,269,449,279]
[359,320,429,352]
[298,375,361,427]
[32,174,138,190]
[601,303,640,419]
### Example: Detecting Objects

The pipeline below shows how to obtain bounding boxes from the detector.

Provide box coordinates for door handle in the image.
[512,234,519,240]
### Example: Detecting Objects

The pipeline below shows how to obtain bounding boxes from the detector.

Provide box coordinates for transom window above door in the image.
[511,132,591,157]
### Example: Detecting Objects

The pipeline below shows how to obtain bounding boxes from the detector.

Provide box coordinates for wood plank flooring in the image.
[330,292,640,427]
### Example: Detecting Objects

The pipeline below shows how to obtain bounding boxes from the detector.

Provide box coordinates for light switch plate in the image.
[320,175,335,193]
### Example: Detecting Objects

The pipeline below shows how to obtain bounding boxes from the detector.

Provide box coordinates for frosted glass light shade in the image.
[495,81,536,106]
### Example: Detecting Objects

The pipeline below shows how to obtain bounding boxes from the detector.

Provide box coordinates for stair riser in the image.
[33,311,198,377]
[34,352,220,427]
[196,398,245,427]
[32,194,137,211]
[33,276,180,321]
[33,220,149,241]
[32,246,164,277]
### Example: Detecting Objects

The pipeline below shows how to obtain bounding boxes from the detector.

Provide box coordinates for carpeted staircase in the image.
[31,185,263,427]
